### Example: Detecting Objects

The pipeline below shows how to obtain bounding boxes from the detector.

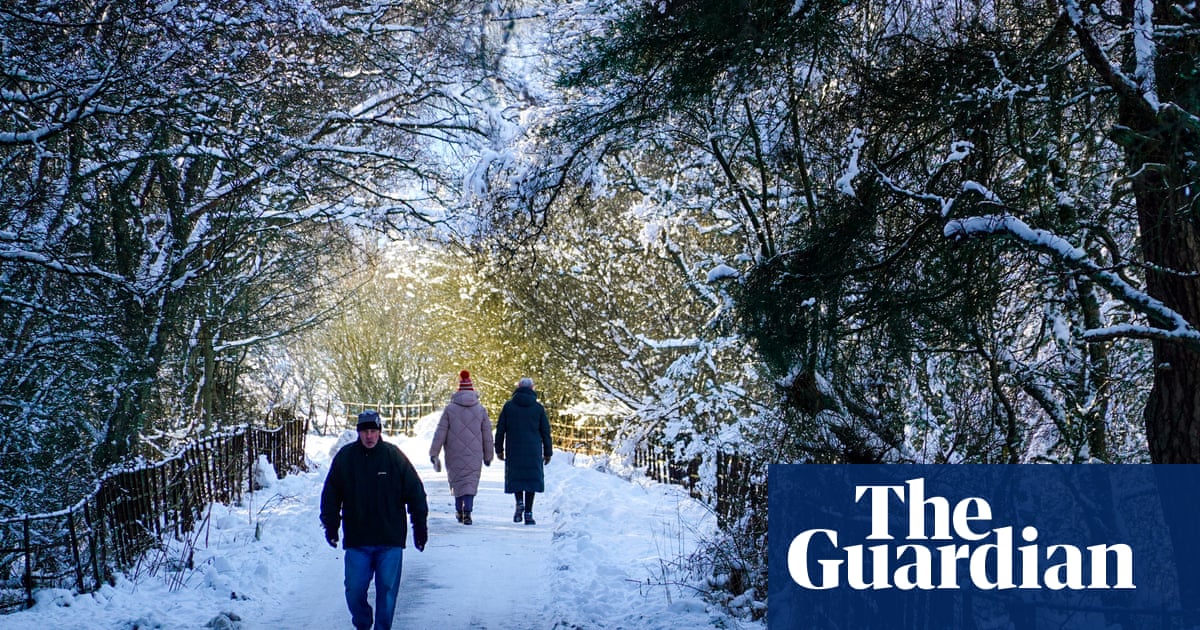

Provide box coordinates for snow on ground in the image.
[3,414,760,629]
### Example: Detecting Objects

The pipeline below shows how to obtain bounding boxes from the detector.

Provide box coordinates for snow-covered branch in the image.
[1060,0,1159,114]
[945,213,1200,348]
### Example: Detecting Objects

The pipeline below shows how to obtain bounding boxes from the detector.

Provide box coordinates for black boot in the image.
[524,511,535,525]
[462,511,472,525]
[513,501,524,523]
[456,510,463,523]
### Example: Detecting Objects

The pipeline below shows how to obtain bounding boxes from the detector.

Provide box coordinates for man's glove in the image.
[324,526,338,548]
[543,455,551,465]
[412,521,428,552]
[496,449,504,461]
[431,456,442,473]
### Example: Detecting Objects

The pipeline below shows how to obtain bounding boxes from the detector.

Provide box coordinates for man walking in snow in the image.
[429,370,494,524]
[321,409,429,630]
[495,377,553,525]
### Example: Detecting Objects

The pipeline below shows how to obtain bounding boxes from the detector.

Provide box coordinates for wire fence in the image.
[0,414,307,613]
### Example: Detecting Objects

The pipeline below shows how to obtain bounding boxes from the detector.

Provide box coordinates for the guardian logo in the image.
[787,478,1135,591]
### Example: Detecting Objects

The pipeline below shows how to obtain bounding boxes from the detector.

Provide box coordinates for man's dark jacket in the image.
[320,439,428,548]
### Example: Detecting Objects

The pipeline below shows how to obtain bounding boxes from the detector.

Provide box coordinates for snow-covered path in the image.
[394,461,556,629]
[234,435,559,629]
[3,416,757,629]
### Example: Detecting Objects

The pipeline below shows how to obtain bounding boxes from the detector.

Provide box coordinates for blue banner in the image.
[768,465,1200,629]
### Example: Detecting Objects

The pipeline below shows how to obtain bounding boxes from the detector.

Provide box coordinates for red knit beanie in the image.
[458,370,474,391]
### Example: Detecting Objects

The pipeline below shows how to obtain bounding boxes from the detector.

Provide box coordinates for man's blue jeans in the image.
[344,545,404,630]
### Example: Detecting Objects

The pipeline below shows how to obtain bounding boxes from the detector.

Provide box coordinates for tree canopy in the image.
[0,0,510,507]
[3,0,1200,617]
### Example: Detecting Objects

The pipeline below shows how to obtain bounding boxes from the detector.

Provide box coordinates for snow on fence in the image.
[714,451,767,533]
[632,445,766,531]
[0,414,307,613]
[548,407,766,532]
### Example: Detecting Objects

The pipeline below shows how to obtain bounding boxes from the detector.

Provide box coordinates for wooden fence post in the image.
[83,501,101,589]
[192,443,206,522]
[158,464,169,538]
[67,510,84,592]
[96,487,113,582]
[187,445,202,511]
[138,467,153,540]
[216,435,228,504]
[207,438,220,505]
[240,431,249,499]
[246,430,257,491]
[219,435,231,504]
[110,475,125,567]
[149,466,160,539]
[179,453,193,534]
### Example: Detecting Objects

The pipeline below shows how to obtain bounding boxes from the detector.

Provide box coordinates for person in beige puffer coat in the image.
[429,370,495,524]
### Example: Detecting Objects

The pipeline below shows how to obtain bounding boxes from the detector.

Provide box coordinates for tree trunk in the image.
[93,290,170,468]
[1138,146,1200,462]
[1114,1,1200,463]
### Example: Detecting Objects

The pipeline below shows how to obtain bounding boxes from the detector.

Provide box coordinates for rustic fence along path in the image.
[1,401,765,614]
[338,401,440,436]
[630,441,765,530]
[0,416,307,612]
[549,408,766,532]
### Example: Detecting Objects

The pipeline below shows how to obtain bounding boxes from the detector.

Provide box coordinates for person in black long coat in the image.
[494,377,553,525]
